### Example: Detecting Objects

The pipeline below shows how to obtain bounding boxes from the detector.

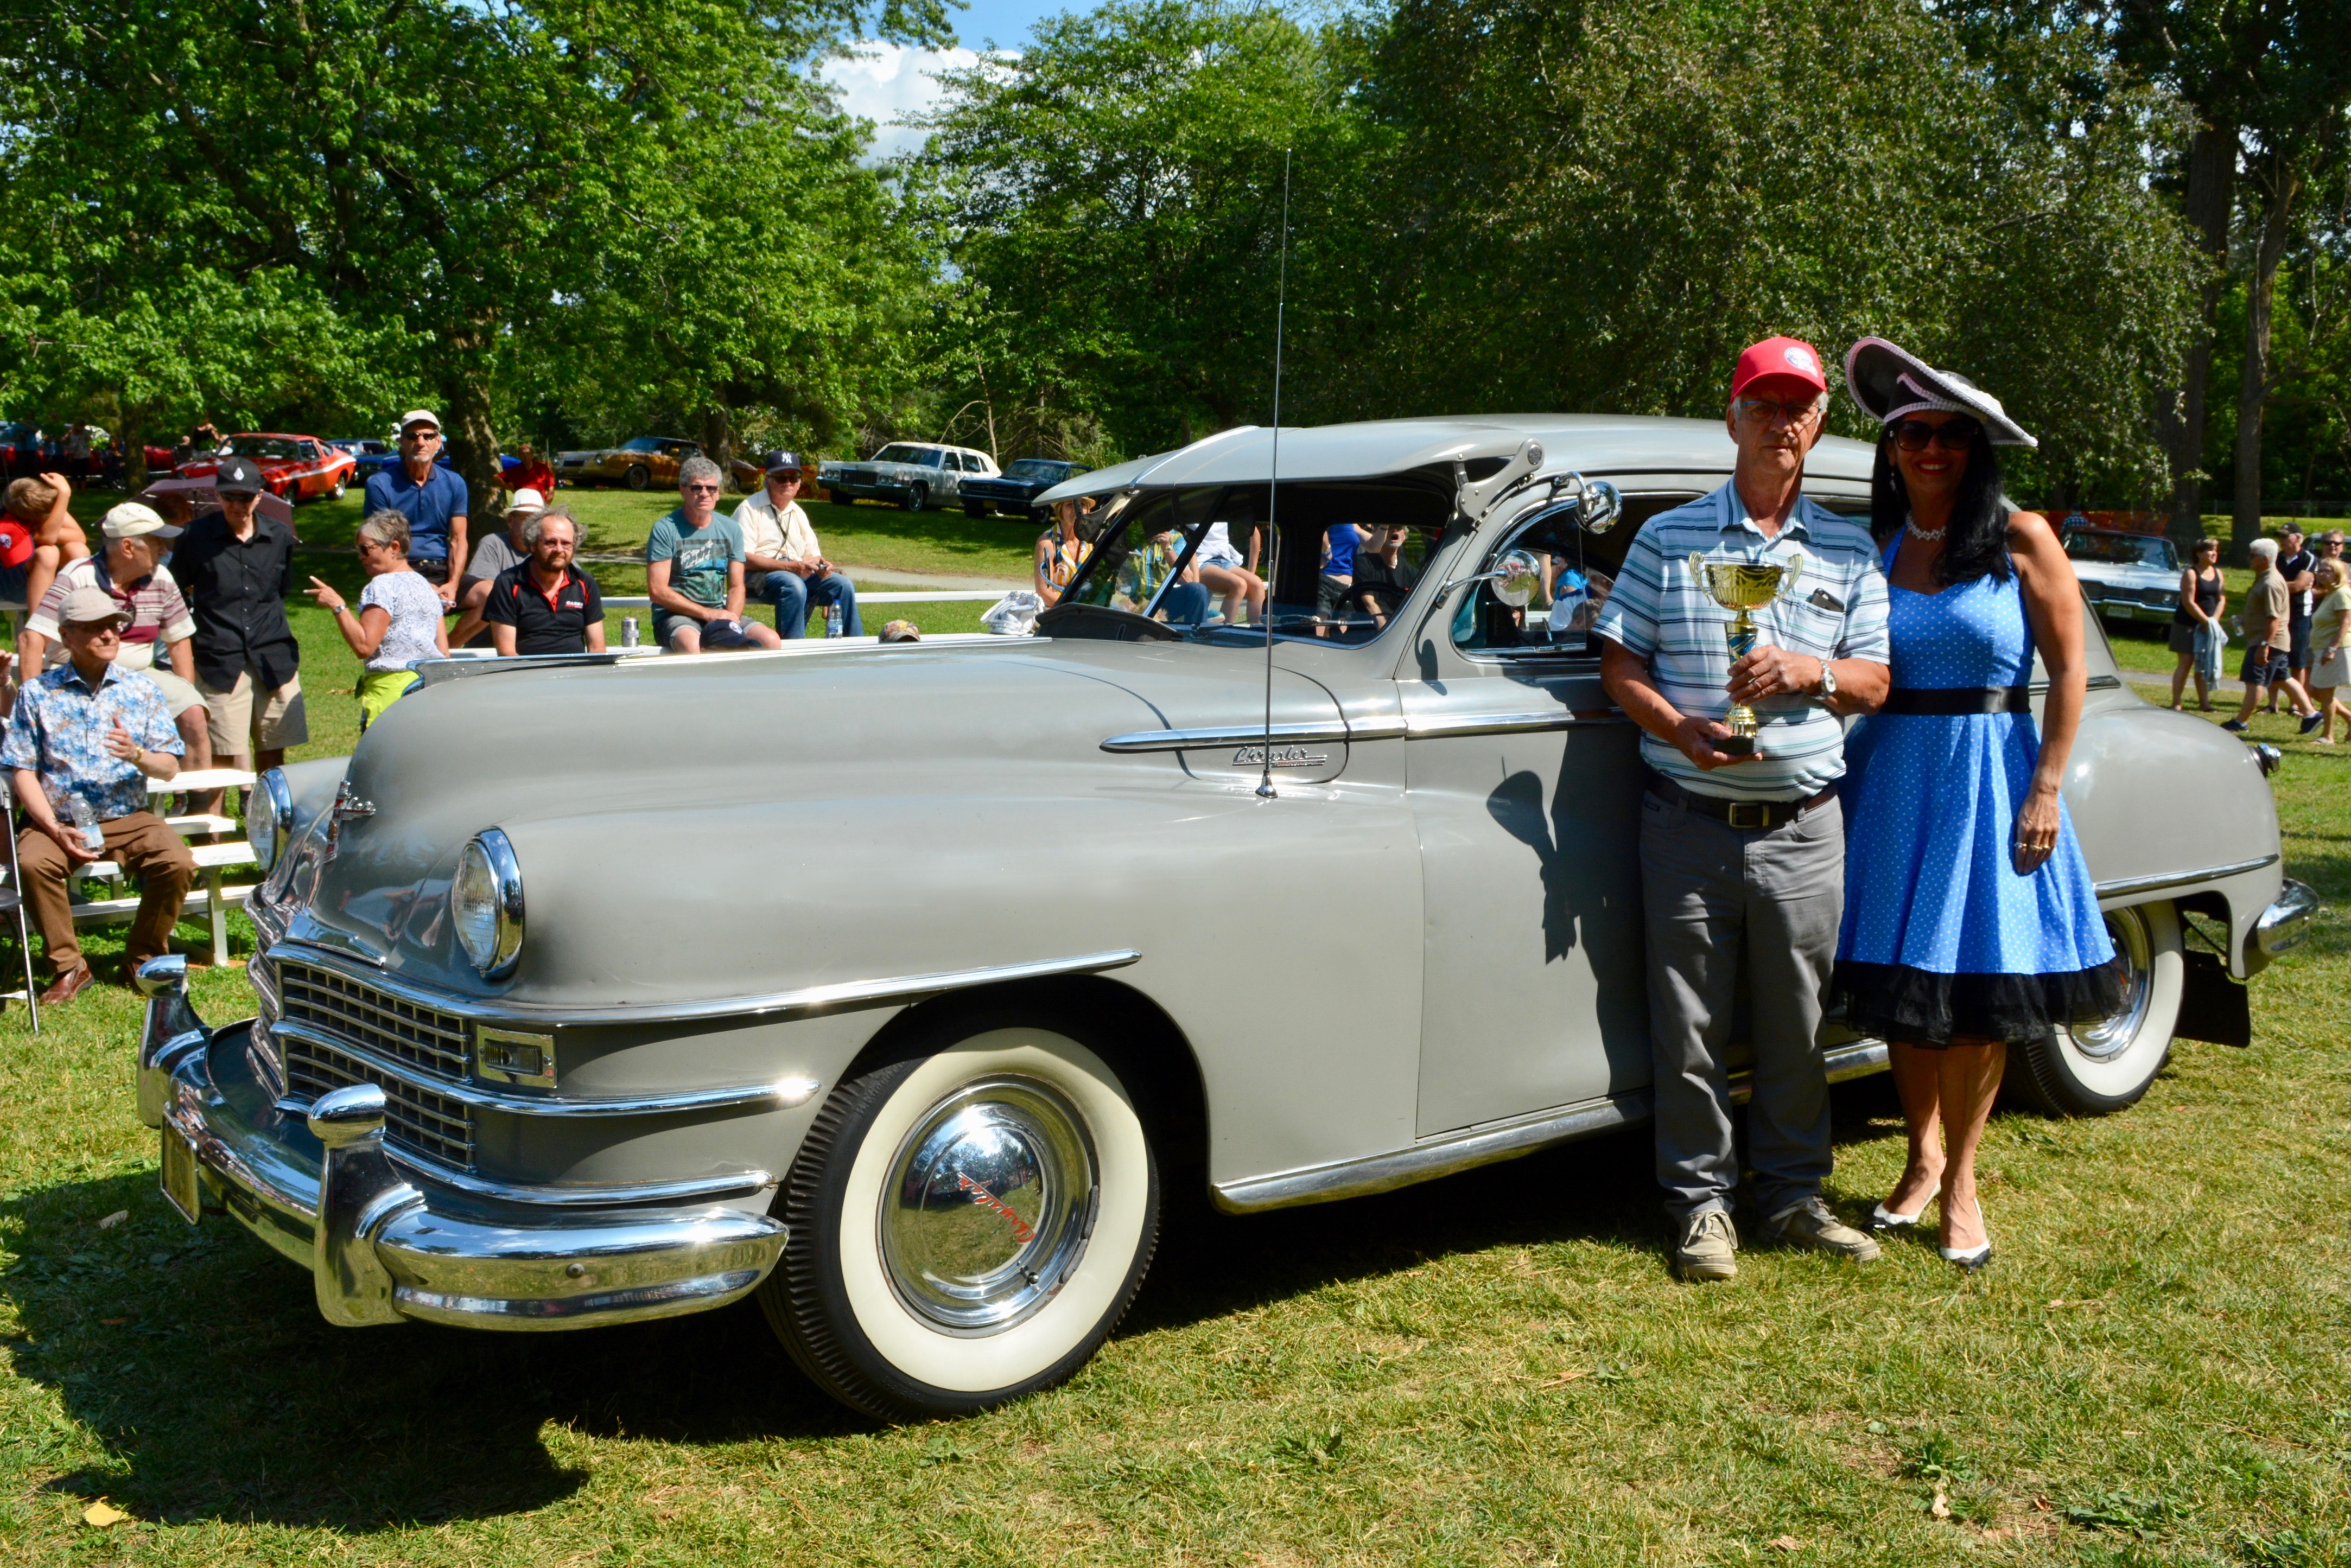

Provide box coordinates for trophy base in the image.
[1717,734,1758,756]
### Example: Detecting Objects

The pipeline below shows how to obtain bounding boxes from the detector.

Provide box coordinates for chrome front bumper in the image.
[134,959,787,1331]
[2253,878,2321,966]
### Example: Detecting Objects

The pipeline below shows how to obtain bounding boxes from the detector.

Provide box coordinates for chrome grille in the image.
[278,961,469,1079]
[284,1036,475,1170]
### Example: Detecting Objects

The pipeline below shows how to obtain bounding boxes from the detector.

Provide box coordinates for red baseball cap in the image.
[1730,336,1828,403]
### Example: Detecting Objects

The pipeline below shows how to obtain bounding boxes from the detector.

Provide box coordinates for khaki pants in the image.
[18,812,196,975]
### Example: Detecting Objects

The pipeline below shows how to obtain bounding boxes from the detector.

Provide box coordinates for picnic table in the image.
[69,768,259,968]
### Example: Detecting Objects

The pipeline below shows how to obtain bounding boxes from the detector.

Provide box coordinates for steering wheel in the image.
[1035,602,1186,642]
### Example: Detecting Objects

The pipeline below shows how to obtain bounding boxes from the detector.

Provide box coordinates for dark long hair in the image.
[1869,426,2011,585]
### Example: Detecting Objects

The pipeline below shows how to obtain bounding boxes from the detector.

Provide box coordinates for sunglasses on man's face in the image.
[683,483,722,495]
[1891,419,1981,452]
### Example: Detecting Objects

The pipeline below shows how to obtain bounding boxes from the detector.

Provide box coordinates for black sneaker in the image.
[2222,719,2250,732]
[2301,712,2325,735]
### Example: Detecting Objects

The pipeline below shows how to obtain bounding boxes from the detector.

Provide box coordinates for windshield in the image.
[227,436,301,460]
[1042,480,1452,648]
[2064,532,2177,570]
[873,444,939,466]
[619,436,663,453]
[1005,459,1071,480]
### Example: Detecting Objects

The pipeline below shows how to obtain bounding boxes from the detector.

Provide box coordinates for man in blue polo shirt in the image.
[362,409,469,608]
[1594,335,1893,1284]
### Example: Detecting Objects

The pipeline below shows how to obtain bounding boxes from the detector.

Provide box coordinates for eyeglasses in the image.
[402,430,440,444]
[1890,419,1980,452]
[1734,397,1820,426]
[683,483,721,495]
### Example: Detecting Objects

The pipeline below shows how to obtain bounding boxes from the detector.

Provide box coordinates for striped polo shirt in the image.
[1592,481,1889,801]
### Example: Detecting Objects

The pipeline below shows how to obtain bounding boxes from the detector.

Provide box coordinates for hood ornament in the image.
[323,781,376,857]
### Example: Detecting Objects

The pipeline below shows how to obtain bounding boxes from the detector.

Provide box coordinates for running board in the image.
[1212,1037,1890,1214]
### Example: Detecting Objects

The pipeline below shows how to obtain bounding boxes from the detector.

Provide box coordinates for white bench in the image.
[62,770,259,968]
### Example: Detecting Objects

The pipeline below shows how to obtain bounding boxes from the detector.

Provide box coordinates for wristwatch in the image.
[1817,661,1839,702]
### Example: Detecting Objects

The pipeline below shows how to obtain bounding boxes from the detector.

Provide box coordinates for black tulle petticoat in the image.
[1832,959,2124,1049]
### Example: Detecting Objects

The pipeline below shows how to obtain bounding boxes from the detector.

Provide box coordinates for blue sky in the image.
[823,0,1068,160]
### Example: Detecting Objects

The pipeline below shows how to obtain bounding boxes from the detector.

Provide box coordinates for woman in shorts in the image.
[2166,536,2226,711]
[306,509,449,731]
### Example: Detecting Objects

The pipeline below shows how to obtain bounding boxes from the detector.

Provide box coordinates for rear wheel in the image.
[328,475,347,501]
[623,464,651,491]
[760,1018,1159,1421]
[901,482,929,513]
[2015,901,2183,1116]
[963,501,988,519]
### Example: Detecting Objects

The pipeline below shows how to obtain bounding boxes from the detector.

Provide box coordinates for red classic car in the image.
[176,433,357,502]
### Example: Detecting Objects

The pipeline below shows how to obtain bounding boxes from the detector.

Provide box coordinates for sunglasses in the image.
[1891,419,1981,452]
[683,483,722,495]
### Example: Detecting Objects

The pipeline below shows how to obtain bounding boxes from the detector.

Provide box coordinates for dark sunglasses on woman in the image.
[1890,418,1982,452]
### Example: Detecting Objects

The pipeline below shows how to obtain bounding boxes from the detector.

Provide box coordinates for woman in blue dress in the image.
[1834,339,2120,1270]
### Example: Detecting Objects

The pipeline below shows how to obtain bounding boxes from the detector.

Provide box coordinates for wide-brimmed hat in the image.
[59,584,131,629]
[1845,337,2036,448]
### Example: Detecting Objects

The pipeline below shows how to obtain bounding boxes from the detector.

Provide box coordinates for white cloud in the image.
[824,43,992,164]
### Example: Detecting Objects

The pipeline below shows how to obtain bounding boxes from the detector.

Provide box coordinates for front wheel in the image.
[963,501,988,518]
[623,464,651,491]
[900,482,929,512]
[2014,901,2183,1116]
[760,1019,1160,1421]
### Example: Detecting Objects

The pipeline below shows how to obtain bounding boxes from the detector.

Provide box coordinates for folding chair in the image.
[0,779,39,1032]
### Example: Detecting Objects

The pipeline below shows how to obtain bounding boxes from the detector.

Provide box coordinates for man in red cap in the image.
[1592,334,1893,1282]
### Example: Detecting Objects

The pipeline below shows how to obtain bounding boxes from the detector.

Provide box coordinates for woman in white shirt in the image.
[307,509,450,731]
[1194,519,1265,626]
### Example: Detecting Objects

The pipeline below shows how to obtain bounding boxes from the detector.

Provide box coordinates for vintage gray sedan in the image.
[134,415,2316,1420]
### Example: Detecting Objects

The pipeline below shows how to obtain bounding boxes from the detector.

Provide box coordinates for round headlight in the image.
[453,830,525,978]
[248,767,293,874]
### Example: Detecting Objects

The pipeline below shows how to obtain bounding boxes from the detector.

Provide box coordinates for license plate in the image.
[160,1127,201,1225]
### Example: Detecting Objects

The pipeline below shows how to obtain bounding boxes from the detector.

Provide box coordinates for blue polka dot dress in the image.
[1834,536,2118,1045]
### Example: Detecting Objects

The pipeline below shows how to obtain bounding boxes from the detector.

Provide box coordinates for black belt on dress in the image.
[1643,770,1837,831]
[1881,685,2032,716]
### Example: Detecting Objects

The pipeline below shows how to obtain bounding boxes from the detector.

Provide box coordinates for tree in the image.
[0,0,949,505]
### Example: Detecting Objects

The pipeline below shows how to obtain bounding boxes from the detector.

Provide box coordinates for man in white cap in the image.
[361,410,469,607]
[1,585,194,1005]
[450,486,547,648]
[16,502,212,775]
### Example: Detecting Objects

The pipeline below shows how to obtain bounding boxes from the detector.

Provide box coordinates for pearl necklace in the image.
[1905,514,1947,543]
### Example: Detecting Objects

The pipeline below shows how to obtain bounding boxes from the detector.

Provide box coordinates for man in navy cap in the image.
[174,455,304,810]
[732,450,860,638]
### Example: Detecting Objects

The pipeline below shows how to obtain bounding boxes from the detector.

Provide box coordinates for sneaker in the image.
[2301,712,2325,735]
[1763,1197,1882,1263]
[1670,1209,1739,1282]
[2221,719,2250,733]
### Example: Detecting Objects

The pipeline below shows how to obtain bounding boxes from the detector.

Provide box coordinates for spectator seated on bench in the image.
[648,456,781,654]
[14,502,213,775]
[2,471,94,621]
[2,585,191,1007]
[486,508,606,656]
[734,452,860,639]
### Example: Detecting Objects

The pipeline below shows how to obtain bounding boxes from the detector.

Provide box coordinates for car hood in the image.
[296,641,1349,997]
[2072,561,2175,585]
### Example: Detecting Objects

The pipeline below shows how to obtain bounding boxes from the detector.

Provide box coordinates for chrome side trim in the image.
[264,941,1142,1026]
[1211,1036,1891,1214]
[1102,721,1355,754]
[272,1021,819,1118]
[2095,855,2278,901]
[1403,709,1625,740]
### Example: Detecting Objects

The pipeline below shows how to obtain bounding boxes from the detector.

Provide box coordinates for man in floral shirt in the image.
[3,586,193,1005]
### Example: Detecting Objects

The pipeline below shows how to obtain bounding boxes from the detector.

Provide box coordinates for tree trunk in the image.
[120,404,150,491]
[701,402,733,490]
[442,360,502,519]
[2232,160,2303,559]
[2164,122,2236,554]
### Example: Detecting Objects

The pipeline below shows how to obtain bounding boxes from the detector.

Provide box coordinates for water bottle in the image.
[66,795,103,853]
[621,616,640,648]
[825,603,842,638]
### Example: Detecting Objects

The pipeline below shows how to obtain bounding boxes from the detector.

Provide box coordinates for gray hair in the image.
[357,509,411,555]
[523,508,578,550]
[2249,537,2279,562]
[678,455,723,490]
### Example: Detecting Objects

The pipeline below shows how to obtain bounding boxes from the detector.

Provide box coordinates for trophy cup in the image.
[1686,552,1804,754]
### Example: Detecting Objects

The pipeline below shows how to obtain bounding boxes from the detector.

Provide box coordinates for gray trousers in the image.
[1640,788,1842,1223]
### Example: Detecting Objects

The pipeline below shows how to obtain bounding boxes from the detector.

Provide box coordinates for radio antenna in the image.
[1257,149,1292,801]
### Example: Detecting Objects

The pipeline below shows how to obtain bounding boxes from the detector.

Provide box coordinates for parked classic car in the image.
[557,435,704,491]
[135,414,2316,1422]
[329,438,397,479]
[958,457,1089,519]
[2062,525,2181,625]
[177,433,357,502]
[819,442,1000,511]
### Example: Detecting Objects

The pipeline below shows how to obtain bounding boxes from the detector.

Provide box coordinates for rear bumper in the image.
[2252,878,2320,966]
[134,959,786,1331]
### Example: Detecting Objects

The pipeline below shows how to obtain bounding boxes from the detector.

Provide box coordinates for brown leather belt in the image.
[1643,769,1838,832]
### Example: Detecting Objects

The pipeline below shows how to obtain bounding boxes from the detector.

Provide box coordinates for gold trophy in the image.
[1687,552,1804,754]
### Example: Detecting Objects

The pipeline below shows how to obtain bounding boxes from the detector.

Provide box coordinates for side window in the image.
[944,452,965,472]
[1453,492,1701,658]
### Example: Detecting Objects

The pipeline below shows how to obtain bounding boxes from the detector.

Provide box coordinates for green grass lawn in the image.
[0,667,2346,1561]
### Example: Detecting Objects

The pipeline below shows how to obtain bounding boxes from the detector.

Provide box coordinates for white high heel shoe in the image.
[1940,1197,1992,1271]
[1869,1200,1926,1231]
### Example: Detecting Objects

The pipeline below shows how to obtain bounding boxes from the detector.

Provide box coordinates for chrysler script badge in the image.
[1231,744,1327,768]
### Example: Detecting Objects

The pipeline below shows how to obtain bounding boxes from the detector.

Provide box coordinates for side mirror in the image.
[1578,478,1623,534]
[1491,549,1542,608]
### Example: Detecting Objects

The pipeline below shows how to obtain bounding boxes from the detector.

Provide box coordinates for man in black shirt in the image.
[2277,524,2318,710]
[484,508,606,656]
[173,456,306,803]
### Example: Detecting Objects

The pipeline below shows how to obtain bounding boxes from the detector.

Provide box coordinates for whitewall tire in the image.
[761,1021,1159,1420]
[2016,901,2183,1116]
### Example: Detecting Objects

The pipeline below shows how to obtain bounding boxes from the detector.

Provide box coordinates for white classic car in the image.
[133,415,2314,1422]
[818,442,999,511]
[2062,525,2182,625]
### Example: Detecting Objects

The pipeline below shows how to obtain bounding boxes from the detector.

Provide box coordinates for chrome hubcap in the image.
[2069,907,2152,1061]
[878,1075,1097,1335]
